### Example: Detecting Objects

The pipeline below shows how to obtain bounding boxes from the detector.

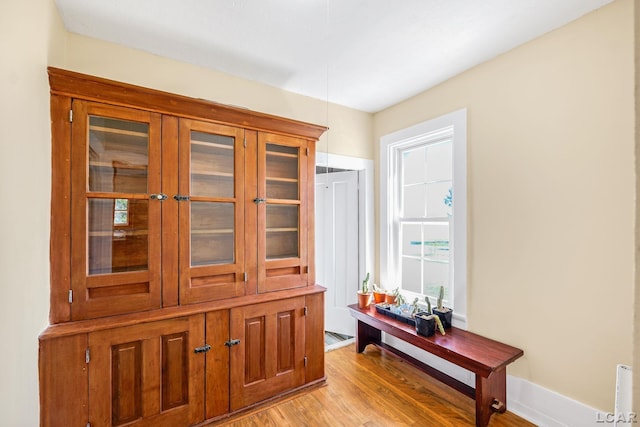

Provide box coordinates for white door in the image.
[315,170,359,336]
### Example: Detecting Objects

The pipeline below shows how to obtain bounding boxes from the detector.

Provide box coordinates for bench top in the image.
[348,304,524,377]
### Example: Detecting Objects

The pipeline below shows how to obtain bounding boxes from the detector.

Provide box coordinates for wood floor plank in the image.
[211,344,536,427]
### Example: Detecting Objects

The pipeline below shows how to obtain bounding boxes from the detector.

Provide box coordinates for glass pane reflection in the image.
[191,202,234,266]
[88,116,149,193]
[88,198,149,274]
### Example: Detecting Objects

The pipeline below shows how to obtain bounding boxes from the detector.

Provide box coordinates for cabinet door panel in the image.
[257,133,310,292]
[229,297,305,410]
[244,315,266,384]
[305,292,325,382]
[88,316,204,427]
[39,334,89,427]
[179,119,246,304]
[71,100,162,320]
[161,333,189,410]
[205,310,230,419]
[111,341,143,425]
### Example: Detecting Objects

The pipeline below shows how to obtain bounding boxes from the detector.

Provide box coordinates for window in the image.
[113,198,129,226]
[380,109,467,324]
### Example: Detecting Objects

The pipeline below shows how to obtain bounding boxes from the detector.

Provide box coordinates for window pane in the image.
[401,257,422,294]
[402,146,425,185]
[401,223,422,257]
[426,181,452,218]
[114,198,128,211]
[113,211,128,226]
[425,140,452,182]
[423,261,449,301]
[403,184,426,217]
[422,223,449,263]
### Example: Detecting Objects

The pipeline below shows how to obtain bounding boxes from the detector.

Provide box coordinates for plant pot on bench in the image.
[432,307,453,329]
[415,312,445,337]
[357,272,372,308]
[415,312,436,337]
[357,291,372,309]
[432,285,453,328]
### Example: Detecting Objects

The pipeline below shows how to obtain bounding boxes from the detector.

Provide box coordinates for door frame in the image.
[316,152,374,292]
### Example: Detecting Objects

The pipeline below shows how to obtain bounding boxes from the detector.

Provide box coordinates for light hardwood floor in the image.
[213,343,536,427]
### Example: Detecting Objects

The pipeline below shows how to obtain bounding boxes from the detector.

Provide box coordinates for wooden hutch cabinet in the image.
[40,68,326,427]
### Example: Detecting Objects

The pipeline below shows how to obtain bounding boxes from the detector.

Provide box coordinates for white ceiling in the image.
[55,0,613,113]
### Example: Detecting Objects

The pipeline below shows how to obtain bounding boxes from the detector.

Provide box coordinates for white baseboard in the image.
[382,334,604,427]
[325,337,355,352]
[507,376,604,426]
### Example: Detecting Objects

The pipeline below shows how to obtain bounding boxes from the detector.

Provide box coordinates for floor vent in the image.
[614,364,632,426]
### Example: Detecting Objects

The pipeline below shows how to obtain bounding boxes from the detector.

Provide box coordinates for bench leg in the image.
[355,320,381,353]
[475,367,507,427]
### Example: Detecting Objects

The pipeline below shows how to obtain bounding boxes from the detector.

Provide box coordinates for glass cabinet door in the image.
[71,101,162,320]
[178,119,245,304]
[257,133,310,292]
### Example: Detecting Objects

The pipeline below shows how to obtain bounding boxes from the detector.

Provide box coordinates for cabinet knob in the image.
[224,339,241,347]
[150,193,168,201]
[253,198,266,204]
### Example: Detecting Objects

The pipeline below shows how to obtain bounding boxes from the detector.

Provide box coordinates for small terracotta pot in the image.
[373,291,386,304]
[357,292,372,309]
[385,294,396,304]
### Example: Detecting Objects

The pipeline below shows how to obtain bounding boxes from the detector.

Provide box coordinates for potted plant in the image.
[375,289,411,323]
[384,290,396,304]
[410,297,421,317]
[385,287,403,305]
[415,312,445,337]
[415,296,446,337]
[357,272,372,309]
[372,284,386,304]
[389,291,418,325]
[432,285,453,329]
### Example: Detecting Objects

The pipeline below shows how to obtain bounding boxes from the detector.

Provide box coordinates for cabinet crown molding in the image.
[48,67,327,140]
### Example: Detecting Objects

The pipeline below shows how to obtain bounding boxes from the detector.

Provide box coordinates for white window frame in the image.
[380,108,467,327]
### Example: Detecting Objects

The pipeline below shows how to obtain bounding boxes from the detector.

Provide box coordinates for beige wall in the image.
[375,0,634,411]
[0,0,57,425]
[52,31,374,161]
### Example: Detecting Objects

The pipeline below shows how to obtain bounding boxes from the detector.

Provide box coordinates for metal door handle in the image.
[194,344,212,354]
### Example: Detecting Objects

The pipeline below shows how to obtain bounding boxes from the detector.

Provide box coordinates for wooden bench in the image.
[348,304,524,427]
